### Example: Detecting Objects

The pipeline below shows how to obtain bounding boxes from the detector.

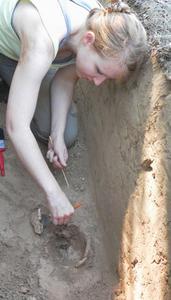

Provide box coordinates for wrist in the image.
[50,131,64,142]
[45,186,64,201]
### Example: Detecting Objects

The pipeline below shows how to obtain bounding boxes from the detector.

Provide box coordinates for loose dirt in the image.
[0,98,114,300]
[128,0,171,79]
[0,1,170,299]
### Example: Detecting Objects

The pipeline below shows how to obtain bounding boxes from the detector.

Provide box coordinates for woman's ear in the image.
[82,31,95,46]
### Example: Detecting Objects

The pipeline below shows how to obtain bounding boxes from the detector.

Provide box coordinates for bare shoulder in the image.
[13,1,54,59]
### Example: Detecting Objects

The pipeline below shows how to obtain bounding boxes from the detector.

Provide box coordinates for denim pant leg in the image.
[31,67,78,147]
[0,53,17,85]
[0,54,78,147]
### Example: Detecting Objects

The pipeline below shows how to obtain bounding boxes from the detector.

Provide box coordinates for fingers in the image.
[53,148,68,168]
[60,148,68,167]
[52,155,64,169]
[46,150,64,168]
[52,212,74,225]
[63,214,72,224]
[46,149,54,163]
[46,149,68,169]
[50,202,74,226]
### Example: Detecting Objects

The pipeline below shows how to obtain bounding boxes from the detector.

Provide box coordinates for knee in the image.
[31,102,78,147]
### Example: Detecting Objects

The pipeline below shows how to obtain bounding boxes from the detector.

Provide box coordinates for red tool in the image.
[0,128,5,176]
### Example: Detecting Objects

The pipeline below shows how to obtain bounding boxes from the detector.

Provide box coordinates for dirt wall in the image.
[75,1,171,298]
[76,59,151,263]
[76,54,171,299]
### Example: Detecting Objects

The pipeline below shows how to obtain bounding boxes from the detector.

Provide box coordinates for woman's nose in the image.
[93,76,106,86]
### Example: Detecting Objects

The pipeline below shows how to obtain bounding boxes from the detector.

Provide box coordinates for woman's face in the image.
[75,32,127,86]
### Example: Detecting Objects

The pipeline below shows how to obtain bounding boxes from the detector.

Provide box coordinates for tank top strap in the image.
[58,0,102,48]
[57,0,72,38]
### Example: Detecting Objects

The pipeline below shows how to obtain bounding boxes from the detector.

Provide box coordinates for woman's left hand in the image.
[46,136,68,169]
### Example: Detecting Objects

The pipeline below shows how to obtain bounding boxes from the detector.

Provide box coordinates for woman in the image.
[0,0,147,225]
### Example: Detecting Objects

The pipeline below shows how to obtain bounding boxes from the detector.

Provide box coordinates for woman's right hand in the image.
[47,190,74,225]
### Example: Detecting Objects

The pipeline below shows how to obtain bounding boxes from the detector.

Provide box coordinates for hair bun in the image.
[106,0,131,14]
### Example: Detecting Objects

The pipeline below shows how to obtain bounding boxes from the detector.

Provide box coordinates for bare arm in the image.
[51,64,78,140]
[6,49,58,194]
[6,5,74,224]
[48,64,78,168]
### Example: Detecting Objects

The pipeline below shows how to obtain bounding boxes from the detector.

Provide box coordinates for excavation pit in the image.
[30,207,92,269]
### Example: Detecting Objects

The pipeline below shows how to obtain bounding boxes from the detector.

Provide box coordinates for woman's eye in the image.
[96,66,102,74]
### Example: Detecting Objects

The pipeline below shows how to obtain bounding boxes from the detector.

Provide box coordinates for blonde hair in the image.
[86,1,147,72]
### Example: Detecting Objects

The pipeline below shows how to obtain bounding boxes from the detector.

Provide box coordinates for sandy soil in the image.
[0,1,170,299]
[0,93,114,299]
[128,0,171,79]
[76,2,171,299]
